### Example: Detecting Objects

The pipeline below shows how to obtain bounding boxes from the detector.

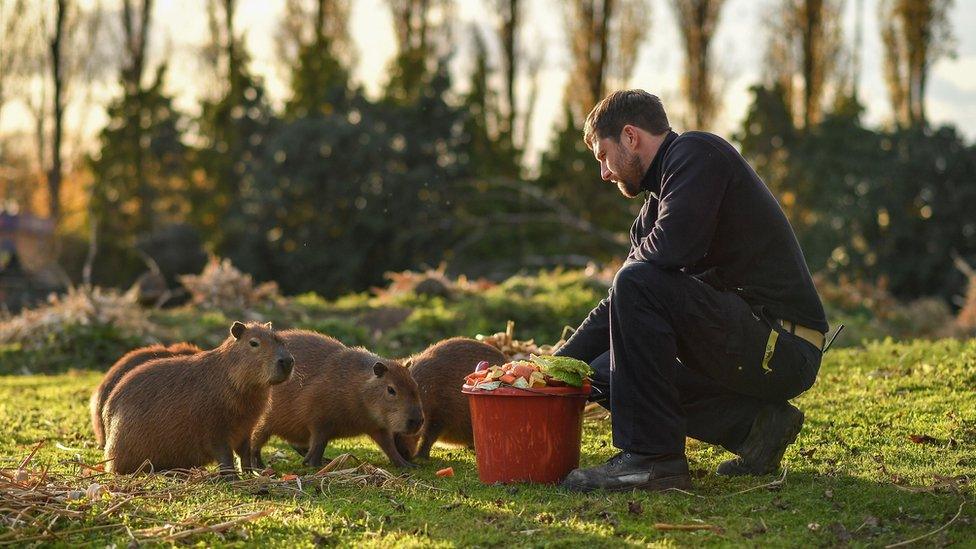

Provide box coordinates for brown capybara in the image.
[395,337,506,460]
[102,321,293,477]
[90,342,201,448]
[249,329,424,469]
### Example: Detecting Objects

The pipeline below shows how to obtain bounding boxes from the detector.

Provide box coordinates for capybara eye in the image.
[387,386,396,396]
[249,339,259,348]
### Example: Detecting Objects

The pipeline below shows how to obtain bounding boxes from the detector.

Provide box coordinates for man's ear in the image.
[623,125,639,149]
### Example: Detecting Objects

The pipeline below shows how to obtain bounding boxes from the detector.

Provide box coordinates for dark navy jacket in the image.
[559,130,827,362]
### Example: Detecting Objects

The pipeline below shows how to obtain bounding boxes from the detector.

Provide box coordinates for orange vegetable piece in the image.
[499,374,516,384]
[435,467,454,477]
[281,474,299,481]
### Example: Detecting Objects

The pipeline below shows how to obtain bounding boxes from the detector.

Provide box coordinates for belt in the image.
[778,319,825,351]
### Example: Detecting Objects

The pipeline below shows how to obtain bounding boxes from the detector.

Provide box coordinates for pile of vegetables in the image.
[463,355,592,390]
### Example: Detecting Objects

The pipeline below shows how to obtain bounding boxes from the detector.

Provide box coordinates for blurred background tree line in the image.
[0,0,973,312]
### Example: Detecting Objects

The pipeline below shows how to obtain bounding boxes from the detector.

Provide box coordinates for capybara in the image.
[249,329,424,469]
[102,321,293,476]
[90,342,201,448]
[395,337,506,460]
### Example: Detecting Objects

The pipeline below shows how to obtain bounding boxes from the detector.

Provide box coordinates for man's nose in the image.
[600,162,613,181]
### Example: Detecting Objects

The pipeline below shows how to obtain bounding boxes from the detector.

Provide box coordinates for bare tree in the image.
[671,0,726,130]
[564,0,651,123]
[275,0,354,75]
[493,0,520,149]
[879,0,954,128]
[3,1,107,223]
[387,0,454,59]
[120,0,153,94]
[763,0,844,129]
[47,0,67,223]
[0,0,31,129]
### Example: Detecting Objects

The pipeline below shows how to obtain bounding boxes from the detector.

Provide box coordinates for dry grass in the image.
[0,286,150,350]
[178,256,281,311]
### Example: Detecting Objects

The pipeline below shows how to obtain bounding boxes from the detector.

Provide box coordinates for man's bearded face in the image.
[593,137,644,198]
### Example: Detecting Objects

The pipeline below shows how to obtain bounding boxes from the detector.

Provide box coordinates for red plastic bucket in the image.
[463,382,591,484]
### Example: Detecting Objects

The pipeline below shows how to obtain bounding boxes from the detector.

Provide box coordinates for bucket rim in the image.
[461,381,592,397]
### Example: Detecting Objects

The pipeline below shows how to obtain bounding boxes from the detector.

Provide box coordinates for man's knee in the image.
[612,261,677,299]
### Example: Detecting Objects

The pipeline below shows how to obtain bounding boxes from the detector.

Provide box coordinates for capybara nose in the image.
[277,356,294,377]
[406,416,423,433]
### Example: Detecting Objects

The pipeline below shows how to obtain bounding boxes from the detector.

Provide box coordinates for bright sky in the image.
[3,0,975,170]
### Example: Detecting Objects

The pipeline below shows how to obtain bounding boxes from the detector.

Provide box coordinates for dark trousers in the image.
[589,262,822,455]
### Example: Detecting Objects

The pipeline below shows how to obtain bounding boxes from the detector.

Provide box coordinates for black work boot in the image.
[560,451,692,493]
[717,402,804,476]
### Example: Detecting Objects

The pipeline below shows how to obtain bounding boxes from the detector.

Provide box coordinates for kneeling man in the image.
[557,90,828,492]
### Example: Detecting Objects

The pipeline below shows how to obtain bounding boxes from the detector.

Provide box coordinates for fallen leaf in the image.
[281,474,299,481]
[627,501,643,515]
[436,467,454,478]
[831,522,852,545]
[741,520,767,539]
[808,522,821,531]
[799,448,816,458]
[824,489,834,499]
[908,434,939,444]
[654,523,724,534]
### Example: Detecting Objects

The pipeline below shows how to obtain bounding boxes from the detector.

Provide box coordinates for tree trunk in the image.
[48,0,67,224]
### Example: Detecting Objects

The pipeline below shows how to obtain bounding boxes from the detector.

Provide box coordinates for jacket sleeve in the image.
[630,137,730,268]
[553,293,611,363]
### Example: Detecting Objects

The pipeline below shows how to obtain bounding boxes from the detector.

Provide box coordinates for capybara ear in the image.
[263,321,272,329]
[403,357,414,369]
[231,321,246,340]
[373,362,388,377]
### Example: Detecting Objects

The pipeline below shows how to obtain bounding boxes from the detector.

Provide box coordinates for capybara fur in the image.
[250,329,424,469]
[90,342,201,448]
[395,337,506,460]
[102,322,293,476]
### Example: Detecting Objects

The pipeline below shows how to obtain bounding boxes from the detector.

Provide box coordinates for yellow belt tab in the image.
[762,329,778,373]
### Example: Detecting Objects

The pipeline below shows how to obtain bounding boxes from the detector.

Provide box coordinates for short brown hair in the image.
[583,90,670,149]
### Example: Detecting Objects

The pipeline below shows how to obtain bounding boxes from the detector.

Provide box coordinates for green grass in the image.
[1,338,974,546]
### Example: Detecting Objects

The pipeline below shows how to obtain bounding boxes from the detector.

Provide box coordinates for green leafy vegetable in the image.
[530,355,592,387]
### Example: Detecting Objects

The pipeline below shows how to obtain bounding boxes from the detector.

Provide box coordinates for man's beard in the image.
[614,150,645,198]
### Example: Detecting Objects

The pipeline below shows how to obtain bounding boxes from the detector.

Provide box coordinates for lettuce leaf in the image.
[530,355,592,387]
[545,369,584,387]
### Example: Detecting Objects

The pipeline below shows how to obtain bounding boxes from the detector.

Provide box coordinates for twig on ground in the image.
[720,469,788,498]
[884,501,966,548]
[654,522,724,534]
[155,508,274,542]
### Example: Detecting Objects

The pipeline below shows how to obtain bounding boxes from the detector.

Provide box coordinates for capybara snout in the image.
[232,321,294,385]
[373,361,425,436]
[404,408,424,435]
[272,353,294,384]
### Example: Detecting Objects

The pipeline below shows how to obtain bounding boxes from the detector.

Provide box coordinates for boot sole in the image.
[563,475,692,493]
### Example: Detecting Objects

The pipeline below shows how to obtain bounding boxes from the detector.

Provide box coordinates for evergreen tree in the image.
[89,65,188,238]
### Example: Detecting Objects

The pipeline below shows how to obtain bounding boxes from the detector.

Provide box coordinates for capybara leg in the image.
[416,422,445,460]
[370,430,415,468]
[290,443,309,456]
[235,439,252,473]
[214,442,238,479]
[90,392,105,449]
[394,433,418,462]
[249,428,271,471]
[303,433,329,468]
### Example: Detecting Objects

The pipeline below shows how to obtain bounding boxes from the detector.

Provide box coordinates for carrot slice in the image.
[435,467,454,478]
